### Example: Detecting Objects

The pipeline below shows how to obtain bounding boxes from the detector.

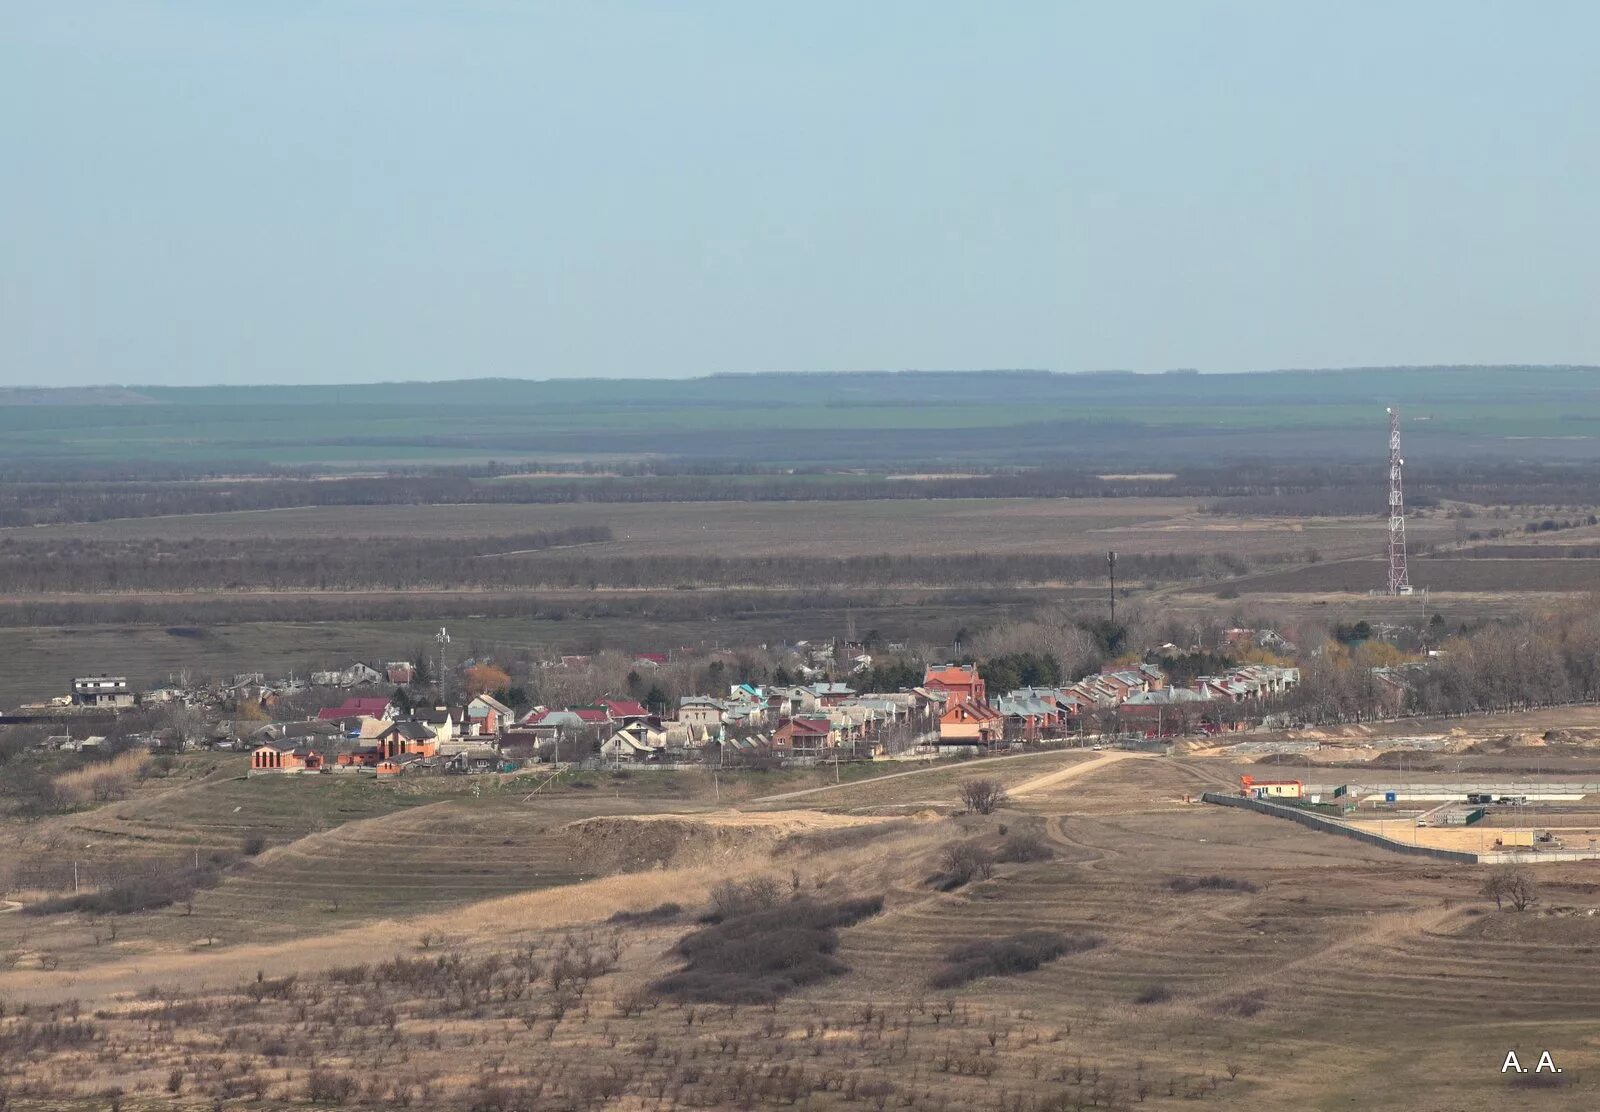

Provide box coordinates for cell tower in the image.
[1386,407,1411,596]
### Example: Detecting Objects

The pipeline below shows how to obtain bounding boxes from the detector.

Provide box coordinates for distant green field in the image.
[4,366,1598,469]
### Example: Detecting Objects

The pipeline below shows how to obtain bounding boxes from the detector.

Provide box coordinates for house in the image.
[250,742,324,774]
[497,727,542,760]
[375,753,428,778]
[923,664,986,705]
[375,720,437,760]
[1240,775,1302,800]
[601,722,669,763]
[772,717,832,761]
[631,652,668,669]
[597,697,653,724]
[1120,687,1213,734]
[994,690,1061,741]
[447,746,503,774]
[765,685,824,720]
[413,705,463,745]
[678,696,728,731]
[317,697,396,723]
[72,675,134,708]
[386,661,415,685]
[465,693,513,736]
[311,662,385,689]
[807,682,856,707]
[938,697,1004,750]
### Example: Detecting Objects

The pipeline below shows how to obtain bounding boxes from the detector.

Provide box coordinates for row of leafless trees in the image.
[5,456,1599,524]
[1272,607,1600,724]
[0,542,1259,594]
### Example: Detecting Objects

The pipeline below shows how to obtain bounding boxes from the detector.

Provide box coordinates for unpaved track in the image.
[748,749,1100,804]
[1009,751,1147,797]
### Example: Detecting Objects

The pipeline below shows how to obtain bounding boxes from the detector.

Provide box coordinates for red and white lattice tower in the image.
[1386,407,1410,595]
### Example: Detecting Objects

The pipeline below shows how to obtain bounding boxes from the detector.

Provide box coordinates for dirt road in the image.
[1009,751,1148,797]
[748,749,1099,805]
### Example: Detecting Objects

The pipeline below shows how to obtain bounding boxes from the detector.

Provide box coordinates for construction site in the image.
[1225,771,1600,860]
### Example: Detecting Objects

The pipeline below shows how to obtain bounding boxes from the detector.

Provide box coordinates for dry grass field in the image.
[5,743,1600,1109]
[0,497,1467,560]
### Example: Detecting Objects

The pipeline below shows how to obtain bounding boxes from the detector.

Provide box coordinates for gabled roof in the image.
[942,696,1002,722]
[383,721,437,741]
[924,664,981,687]
[995,694,1055,717]
[1124,688,1209,706]
[469,693,513,715]
[316,697,392,720]
[599,698,650,718]
[807,683,855,696]
[783,717,832,736]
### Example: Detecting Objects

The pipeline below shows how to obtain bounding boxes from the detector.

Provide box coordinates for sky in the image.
[3,2,1599,387]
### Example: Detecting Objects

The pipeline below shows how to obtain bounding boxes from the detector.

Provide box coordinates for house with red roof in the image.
[317,697,396,722]
[772,716,832,761]
[597,698,653,724]
[937,697,1004,750]
[922,664,986,706]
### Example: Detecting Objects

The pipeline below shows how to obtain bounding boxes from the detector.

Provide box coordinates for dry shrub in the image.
[996,832,1053,863]
[1168,874,1259,894]
[1134,983,1174,1005]
[930,841,994,891]
[1212,990,1267,1018]
[652,895,882,1004]
[959,779,1009,815]
[25,857,230,917]
[929,931,1098,989]
[608,902,682,926]
[54,751,148,804]
[705,877,783,922]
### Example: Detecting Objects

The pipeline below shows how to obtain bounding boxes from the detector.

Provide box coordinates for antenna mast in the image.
[1386,408,1410,596]
[1107,551,1117,626]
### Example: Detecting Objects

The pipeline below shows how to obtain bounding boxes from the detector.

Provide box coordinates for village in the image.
[8,634,1303,780]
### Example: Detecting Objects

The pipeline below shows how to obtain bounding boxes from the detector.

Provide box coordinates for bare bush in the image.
[1134,983,1173,1005]
[706,878,783,922]
[958,779,1009,815]
[1482,865,1537,911]
[652,896,882,1004]
[1168,874,1259,894]
[930,842,994,891]
[996,832,1053,863]
[608,902,682,926]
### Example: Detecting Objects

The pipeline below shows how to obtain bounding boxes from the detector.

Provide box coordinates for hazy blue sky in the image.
[3,2,1598,386]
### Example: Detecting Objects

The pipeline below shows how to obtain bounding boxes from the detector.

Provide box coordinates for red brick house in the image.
[250,743,324,773]
[772,717,831,760]
[923,664,986,705]
[938,697,1004,750]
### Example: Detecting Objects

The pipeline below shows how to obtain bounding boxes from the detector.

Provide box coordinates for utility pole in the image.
[1107,551,1117,627]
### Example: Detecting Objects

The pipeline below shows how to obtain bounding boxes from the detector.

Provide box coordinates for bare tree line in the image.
[0,542,1263,594]
[3,457,1598,525]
